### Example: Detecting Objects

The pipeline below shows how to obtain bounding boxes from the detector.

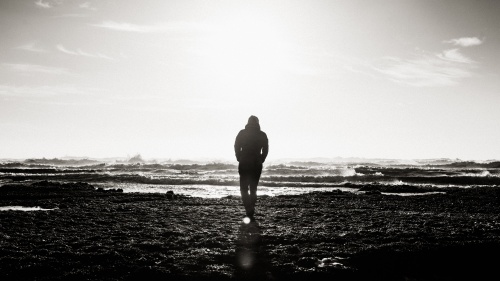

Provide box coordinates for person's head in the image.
[247,115,259,125]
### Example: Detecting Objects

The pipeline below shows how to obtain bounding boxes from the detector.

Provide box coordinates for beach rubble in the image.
[1,181,500,280]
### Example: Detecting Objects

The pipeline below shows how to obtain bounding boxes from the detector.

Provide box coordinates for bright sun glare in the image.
[193,10,294,101]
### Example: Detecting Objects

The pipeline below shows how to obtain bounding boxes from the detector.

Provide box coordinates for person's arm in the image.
[261,134,269,163]
[234,131,242,162]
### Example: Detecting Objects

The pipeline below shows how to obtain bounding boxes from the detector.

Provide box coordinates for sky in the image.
[1,0,500,161]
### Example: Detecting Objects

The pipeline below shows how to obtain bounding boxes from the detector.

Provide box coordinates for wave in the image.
[23,158,101,166]
[2,160,500,189]
[265,165,359,176]
[435,161,500,169]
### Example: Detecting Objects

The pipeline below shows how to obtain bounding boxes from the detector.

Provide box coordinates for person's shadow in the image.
[234,219,274,280]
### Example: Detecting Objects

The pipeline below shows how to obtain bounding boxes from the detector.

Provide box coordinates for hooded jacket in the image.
[234,122,269,168]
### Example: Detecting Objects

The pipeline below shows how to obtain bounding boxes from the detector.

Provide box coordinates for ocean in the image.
[1,159,499,198]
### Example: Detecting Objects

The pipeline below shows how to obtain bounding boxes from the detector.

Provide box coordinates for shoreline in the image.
[1,181,500,280]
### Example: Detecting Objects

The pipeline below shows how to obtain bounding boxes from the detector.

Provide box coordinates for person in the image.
[234,115,269,219]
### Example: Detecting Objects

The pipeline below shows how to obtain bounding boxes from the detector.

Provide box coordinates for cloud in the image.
[372,54,474,87]
[35,0,66,9]
[437,49,475,64]
[56,44,113,60]
[0,84,85,98]
[15,42,47,53]
[3,63,69,75]
[444,37,483,47]
[0,85,106,108]
[52,14,89,18]
[371,36,482,87]
[79,2,96,10]
[91,21,212,33]
[92,21,150,32]
[320,51,377,78]
[0,84,115,108]
[35,0,51,8]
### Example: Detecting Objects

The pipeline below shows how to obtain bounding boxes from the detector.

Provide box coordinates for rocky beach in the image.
[1,180,500,281]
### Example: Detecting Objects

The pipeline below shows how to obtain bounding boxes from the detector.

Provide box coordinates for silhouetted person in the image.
[234,116,269,219]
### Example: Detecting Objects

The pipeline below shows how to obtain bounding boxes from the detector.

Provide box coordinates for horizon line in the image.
[1,156,499,163]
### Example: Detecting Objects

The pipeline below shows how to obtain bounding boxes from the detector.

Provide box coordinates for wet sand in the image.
[1,181,500,280]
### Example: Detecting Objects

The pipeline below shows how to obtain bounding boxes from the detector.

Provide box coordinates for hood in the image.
[245,123,261,130]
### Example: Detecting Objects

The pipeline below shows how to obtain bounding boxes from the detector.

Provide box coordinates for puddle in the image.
[94,183,359,198]
[0,206,57,211]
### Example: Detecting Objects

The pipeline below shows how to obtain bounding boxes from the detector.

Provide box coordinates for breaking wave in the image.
[1,158,500,197]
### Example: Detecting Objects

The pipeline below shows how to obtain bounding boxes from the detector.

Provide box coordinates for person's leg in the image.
[239,171,251,215]
[248,184,257,216]
[248,169,261,216]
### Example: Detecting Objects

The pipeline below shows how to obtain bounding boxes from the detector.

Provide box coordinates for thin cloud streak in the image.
[0,84,135,108]
[91,21,213,33]
[79,2,96,10]
[437,49,475,64]
[3,63,69,75]
[321,51,378,79]
[35,0,51,9]
[372,55,473,87]
[372,36,482,87]
[444,37,483,47]
[0,84,87,98]
[15,42,47,53]
[52,14,89,18]
[56,44,114,60]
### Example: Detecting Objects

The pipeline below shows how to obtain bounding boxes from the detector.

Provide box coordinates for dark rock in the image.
[29,181,95,192]
[331,189,343,194]
[32,180,52,187]
[166,191,175,200]
[297,257,318,268]
[365,190,382,195]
